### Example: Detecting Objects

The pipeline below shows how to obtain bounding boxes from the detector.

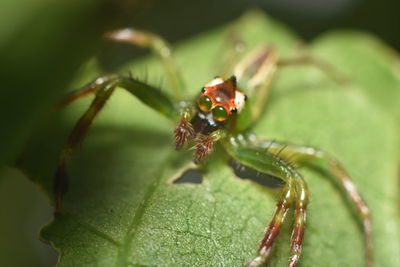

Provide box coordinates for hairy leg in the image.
[57,78,105,109]
[54,81,115,213]
[289,177,309,267]
[247,177,295,267]
[224,139,309,267]
[277,53,350,84]
[54,75,177,214]
[256,140,372,267]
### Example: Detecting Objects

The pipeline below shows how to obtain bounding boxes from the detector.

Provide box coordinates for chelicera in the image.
[53,27,373,267]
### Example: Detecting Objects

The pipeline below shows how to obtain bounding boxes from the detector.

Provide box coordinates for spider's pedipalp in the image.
[193,129,227,164]
[194,134,214,164]
[174,119,195,150]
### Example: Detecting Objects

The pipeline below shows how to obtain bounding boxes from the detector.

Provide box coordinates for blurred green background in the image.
[0,0,398,266]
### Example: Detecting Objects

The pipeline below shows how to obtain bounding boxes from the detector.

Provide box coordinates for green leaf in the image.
[311,31,400,123]
[17,10,400,266]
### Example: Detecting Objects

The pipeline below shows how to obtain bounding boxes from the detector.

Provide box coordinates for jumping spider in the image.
[53,27,372,267]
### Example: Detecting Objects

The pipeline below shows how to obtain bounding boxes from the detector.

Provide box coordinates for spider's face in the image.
[197,76,247,122]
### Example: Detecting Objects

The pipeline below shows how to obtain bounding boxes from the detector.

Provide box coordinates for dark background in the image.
[0,0,398,266]
[100,0,400,70]
[124,0,400,51]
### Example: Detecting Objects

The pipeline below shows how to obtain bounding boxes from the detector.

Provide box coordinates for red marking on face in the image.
[201,76,245,116]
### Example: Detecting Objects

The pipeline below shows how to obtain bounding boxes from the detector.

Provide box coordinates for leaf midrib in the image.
[116,149,178,267]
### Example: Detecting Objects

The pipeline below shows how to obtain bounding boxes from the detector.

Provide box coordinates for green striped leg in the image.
[256,140,373,267]
[224,139,309,267]
[54,75,177,214]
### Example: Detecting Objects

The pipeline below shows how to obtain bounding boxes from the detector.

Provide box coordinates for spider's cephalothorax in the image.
[174,75,247,163]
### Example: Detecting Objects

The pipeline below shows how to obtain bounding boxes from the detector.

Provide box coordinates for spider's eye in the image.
[212,106,228,121]
[198,95,212,112]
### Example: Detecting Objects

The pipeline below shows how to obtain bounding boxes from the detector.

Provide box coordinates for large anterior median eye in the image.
[212,106,228,121]
[198,95,212,112]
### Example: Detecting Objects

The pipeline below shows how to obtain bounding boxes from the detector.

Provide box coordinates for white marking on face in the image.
[205,77,224,87]
[234,90,246,113]
[198,111,217,127]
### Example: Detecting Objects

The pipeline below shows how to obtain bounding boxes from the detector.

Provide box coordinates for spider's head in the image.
[197,75,247,122]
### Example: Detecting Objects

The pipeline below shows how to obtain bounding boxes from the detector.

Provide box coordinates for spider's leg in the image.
[54,75,177,214]
[289,177,309,267]
[246,176,296,267]
[277,53,350,84]
[57,76,113,109]
[217,31,247,78]
[257,140,373,267]
[105,29,184,94]
[54,80,115,214]
[233,46,279,132]
[223,139,308,267]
